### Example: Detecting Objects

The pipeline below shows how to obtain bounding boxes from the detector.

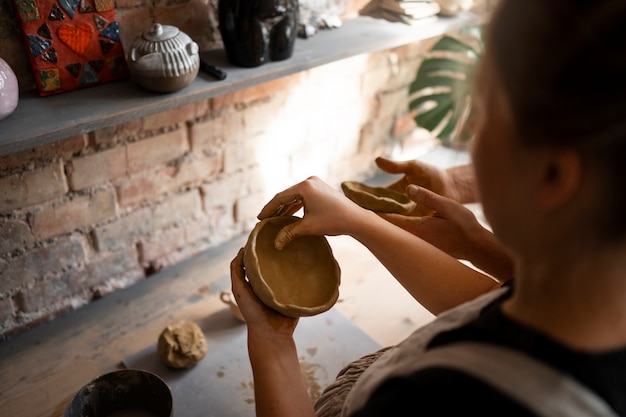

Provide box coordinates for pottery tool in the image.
[200,60,227,80]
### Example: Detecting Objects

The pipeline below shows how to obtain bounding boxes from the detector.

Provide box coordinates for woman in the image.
[230,0,626,415]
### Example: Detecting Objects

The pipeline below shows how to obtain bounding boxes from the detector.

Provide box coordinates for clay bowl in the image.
[65,369,172,417]
[341,181,417,215]
[243,216,341,318]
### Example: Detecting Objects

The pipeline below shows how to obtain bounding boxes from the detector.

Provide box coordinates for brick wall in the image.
[0,33,436,339]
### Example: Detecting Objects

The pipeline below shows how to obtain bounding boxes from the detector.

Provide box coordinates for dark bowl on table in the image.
[64,369,172,417]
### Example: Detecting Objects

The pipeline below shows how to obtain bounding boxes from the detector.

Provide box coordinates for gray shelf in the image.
[0,14,479,157]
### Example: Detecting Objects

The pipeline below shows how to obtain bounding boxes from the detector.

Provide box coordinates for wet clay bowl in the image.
[243,216,341,318]
[341,181,417,215]
[65,369,172,417]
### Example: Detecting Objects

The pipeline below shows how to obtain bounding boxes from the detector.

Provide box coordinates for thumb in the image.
[406,185,455,216]
[274,220,302,250]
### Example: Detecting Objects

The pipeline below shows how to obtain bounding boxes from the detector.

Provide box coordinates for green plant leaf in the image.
[431,35,481,58]
[408,25,484,145]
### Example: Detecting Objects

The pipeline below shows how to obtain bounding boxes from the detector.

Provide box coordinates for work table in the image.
[0,229,435,417]
[0,235,247,417]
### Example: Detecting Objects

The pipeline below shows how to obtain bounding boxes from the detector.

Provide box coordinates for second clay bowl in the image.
[341,181,417,215]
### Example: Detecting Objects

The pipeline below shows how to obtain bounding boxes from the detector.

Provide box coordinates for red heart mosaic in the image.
[57,23,93,56]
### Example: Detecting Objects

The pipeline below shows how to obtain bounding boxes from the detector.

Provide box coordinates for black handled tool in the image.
[200,60,227,81]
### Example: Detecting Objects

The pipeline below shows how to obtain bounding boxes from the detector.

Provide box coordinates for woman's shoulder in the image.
[416,286,626,417]
[353,309,626,417]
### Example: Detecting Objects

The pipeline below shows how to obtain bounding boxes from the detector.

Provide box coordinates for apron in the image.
[314,286,618,417]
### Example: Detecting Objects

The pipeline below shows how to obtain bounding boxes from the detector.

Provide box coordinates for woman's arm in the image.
[258,177,501,315]
[344,198,502,315]
[230,250,316,417]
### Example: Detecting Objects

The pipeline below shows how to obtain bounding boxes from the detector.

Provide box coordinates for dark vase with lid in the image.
[218,0,299,68]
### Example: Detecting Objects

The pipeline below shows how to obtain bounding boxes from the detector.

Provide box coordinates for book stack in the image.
[359,0,441,24]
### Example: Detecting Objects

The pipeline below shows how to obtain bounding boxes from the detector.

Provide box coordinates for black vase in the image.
[218,0,299,68]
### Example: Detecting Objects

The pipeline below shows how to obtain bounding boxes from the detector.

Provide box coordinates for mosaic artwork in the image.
[14,0,128,96]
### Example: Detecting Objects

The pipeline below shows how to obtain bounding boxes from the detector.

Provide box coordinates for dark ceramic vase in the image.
[218,0,299,68]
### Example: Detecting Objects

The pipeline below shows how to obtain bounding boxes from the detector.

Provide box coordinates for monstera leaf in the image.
[408,25,484,145]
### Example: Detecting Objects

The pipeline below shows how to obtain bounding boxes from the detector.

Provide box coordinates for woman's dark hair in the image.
[489,0,626,242]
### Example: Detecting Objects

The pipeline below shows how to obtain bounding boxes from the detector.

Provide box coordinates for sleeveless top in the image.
[313,286,620,417]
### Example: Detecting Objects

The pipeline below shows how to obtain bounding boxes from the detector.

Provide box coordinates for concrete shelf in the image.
[0,14,479,157]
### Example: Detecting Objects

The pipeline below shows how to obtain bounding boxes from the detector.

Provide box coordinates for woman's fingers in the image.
[274,220,304,250]
[257,194,304,219]
[230,248,248,297]
[407,185,459,219]
[375,156,412,174]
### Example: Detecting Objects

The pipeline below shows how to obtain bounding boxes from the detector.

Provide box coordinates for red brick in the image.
[92,119,143,147]
[127,129,189,174]
[93,207,153,251]
[142,103,199,132]
[91,125,119,146]
[0,134,87,173]
[95,192,201,253]
[184,216,213,246]
[84,247,144,296]
[189,111,244,153]
[153,190,202,230]
[115,173,161,210]
[68,147,127,190]
[117,154,223,208]
[212,74,302,110]
[139,215,218,266]
[14,272,81,313]
[32,189,117,240]
[0,234,87,293]
[0,219,34,254]
[203,168,282,221]
[0,297,14,327]
[139,227,187,265]
[139,218,216,272]
[222,136,246,174]
[201,172,246,209]
[234,191,267,226]
[204,205,238,244]
[0,160,68,212]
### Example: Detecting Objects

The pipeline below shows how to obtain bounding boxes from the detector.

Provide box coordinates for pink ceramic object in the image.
[0,58,18,120]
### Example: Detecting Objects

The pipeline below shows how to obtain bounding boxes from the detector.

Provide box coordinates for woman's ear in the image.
[538,149,583,212]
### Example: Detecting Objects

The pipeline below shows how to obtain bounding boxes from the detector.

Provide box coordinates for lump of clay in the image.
[341,181,417,215]
[157,320,208,369]
[243,216,341,318]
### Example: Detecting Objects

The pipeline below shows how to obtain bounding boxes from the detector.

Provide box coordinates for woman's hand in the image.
[230,248,298,337]
[376,157,478,204]
[379,185,484,259]
[257,176,375,250]
[380,185,514,280]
